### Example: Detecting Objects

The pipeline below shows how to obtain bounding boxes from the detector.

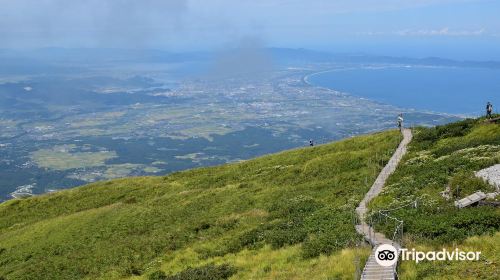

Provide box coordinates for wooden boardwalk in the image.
[485,116,500,123]
[355,128,412,280]
[455,191,487,208]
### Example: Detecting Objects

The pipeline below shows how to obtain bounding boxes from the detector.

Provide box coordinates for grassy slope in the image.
[369,119,500,279]
[0,130,400,280]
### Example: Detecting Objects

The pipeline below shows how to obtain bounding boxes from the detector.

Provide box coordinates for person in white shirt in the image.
[397,114,404,131]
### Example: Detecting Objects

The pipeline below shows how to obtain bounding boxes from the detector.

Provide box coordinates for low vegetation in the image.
[0,130,400,279]
[399,232,500,279]
[2,118,498,279]
[369,118,500,278]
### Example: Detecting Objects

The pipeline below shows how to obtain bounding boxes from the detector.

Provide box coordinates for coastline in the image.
[302,67,476,119]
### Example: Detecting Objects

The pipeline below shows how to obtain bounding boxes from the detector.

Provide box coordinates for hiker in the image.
[486,102,493,119]
[309,139,314,147]
[397,114,404,131]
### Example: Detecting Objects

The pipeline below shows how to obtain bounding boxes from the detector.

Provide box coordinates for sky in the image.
[1,0,500,59]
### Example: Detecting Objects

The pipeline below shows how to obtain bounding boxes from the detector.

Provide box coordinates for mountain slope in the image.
[1,118,498,280]
[0,130,400,280]
[370,118,500,279]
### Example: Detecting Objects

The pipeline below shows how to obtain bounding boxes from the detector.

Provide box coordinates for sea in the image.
[306,65,500,116]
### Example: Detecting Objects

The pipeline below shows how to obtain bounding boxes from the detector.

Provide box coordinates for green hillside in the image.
[370,118,500,279]
[0,130,400,280]
[0,118,499,280]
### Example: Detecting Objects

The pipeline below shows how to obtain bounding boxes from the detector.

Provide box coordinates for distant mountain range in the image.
[2,47,500,76]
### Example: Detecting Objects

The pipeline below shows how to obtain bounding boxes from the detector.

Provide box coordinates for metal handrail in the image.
[367,199,419,280]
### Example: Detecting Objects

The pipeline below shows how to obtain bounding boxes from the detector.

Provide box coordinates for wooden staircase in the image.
[355,128,413,280]
[361,248,397,280]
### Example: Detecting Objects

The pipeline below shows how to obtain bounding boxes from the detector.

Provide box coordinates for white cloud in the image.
[359,27,488,37]
[396,27,486,36]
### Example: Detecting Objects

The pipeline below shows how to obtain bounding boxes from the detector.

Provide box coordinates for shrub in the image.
[301,225,356,258]
[265,219,309,248]
[449,172,493,198]
[148,270,167,280]
[414,119,476,143]
[385,207,500,243]
[268,195,323,219]
[232,227,266,251]
[164,264,236,280]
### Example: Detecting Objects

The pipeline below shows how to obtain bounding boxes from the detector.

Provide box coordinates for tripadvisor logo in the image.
[400,248,481,263]
[375,243,482,266]
[375,244,399,267]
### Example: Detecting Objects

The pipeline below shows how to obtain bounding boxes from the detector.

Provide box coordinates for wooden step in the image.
[360,251,397,280]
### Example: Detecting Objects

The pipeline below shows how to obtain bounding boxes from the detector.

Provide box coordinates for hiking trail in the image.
[355,128,413,280]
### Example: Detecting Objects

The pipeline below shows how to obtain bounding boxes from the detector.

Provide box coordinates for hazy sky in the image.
[1,0,500,59]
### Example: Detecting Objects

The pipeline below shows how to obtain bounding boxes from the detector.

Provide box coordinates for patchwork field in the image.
[31,145,118,170]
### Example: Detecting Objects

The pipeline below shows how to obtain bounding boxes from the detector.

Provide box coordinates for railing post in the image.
[401,222,404,247]
[354,256,360,280]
